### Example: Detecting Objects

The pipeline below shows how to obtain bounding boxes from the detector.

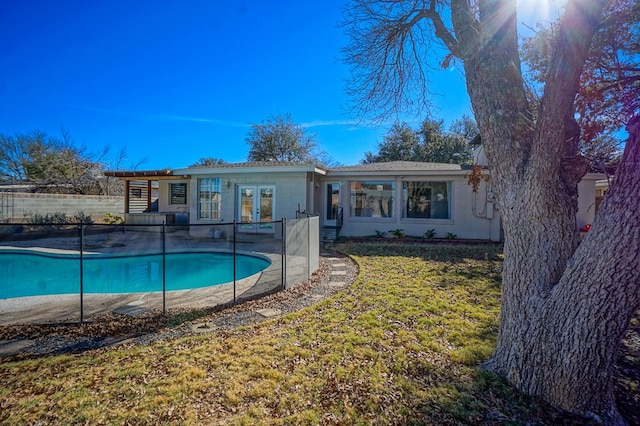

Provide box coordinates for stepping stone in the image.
[329,281,346,288]
[0,339,33,356]
[331,270,347,275]
[255,308,281,318]
[331,263,347,267]
[113,305,150,316]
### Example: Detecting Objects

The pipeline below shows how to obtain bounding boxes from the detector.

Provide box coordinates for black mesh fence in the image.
[0,217,318,325]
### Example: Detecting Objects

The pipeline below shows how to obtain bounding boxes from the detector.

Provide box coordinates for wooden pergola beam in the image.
[104,169,175,178]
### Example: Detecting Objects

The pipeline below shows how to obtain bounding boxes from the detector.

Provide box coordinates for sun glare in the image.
[518,0,565,27]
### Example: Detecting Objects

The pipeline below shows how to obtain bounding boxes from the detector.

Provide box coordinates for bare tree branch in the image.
[341,0,459,121]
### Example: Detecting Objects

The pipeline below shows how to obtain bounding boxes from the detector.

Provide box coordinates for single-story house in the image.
[105,160,604,242]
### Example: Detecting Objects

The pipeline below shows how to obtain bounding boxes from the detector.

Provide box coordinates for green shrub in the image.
[103,212,123,224]
[424,229,436,239]
[389,228,405,238]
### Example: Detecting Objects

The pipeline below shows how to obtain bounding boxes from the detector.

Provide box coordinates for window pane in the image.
[198,178,221,220]
[170,183,187,204]
[326,183,340,221]
[402,181,450,219]
[199,202,209,219]
[349,181,395,218]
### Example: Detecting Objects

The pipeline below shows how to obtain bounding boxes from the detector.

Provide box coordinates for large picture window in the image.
[198,178,221,220]
[402,181,451,219]
[349,181,395,218]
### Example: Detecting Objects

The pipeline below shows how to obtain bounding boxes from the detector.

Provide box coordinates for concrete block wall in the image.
[1,192,123,222]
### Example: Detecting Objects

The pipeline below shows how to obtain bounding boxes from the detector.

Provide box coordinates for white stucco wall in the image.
[577,174,604,230]
[333,173,502,241]
[157,180,190,214]
[117,162,602,243]
[183,171,312,225]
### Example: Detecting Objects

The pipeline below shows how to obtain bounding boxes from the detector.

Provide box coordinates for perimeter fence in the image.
[0,216,319,325]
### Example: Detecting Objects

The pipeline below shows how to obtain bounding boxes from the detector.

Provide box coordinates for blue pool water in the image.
[0,251,271,299]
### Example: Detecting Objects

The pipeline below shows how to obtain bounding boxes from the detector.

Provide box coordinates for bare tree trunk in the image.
[484,118,640,424]
[456,1,640,423]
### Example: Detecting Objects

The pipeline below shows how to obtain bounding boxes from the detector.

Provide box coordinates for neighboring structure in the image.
[106,160,605,242]
[0,182,123,222]
[595,178,610,213]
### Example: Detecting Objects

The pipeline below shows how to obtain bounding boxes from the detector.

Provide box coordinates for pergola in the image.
[104,170,190,213]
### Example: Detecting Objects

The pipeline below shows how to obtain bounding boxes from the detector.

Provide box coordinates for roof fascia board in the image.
[175,165,325,175]
[326,169,477,178]
[583,172,608,180]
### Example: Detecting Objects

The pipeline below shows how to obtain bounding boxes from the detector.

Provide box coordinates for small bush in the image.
[389,228,405,238]
[103,212,123,224]
[424,229,436,239]
[445,232,457,240]
[28,212,68,225]
[73,211,94,224]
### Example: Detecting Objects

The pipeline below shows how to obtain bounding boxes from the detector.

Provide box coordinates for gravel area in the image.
[0,250,358,361]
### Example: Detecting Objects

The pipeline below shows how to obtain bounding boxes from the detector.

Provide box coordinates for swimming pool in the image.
[0,250,271,299]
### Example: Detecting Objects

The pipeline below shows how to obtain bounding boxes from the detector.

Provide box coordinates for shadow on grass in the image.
[407,369,600,426]
[333,240,638,425]
[333,240,503,261]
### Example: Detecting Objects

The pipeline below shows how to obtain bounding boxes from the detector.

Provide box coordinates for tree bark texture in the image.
[343,0,636,420]
[454,0,639,423]
[485,118,640,425]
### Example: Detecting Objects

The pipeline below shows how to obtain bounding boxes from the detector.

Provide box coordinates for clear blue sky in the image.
[4,1,552,170]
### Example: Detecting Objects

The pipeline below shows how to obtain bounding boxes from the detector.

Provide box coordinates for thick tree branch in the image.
[535,0,609,172]
[422,2,461,57]
[450,0,480,61]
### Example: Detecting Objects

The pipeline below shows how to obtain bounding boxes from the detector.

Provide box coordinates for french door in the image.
[237,185,276,233]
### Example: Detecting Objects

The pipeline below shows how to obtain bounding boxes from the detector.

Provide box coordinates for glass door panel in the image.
[258,187,275,231]
[238,186,255,230]
[324,182,341,227]
[237,185,276,233]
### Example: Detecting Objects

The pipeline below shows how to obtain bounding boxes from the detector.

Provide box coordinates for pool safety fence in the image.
[0,216,319,325]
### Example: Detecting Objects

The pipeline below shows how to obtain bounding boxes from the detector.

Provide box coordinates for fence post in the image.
[307,217,311,279]
[79,221,84,323]
[162,221,166,315]
[233,220,237,304]
[282,218,286,290]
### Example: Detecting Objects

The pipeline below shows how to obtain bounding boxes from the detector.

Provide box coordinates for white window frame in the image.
[198,178,222,220]
[401,181,452,220]
[349,180,396,219]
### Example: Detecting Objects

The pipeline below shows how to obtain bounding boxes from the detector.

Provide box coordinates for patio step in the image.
[320,226,339,242]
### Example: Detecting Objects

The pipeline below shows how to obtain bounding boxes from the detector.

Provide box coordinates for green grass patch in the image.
[0,242,564,424]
